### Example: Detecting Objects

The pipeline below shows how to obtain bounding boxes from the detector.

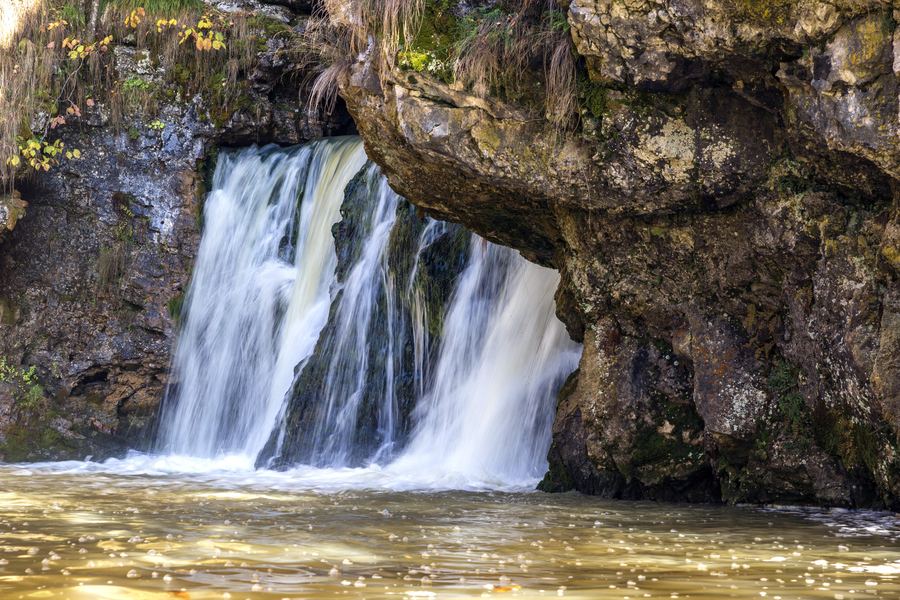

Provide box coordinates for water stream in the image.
[155,138,368,459]
[2,461,900,599]
[157,136,580,487]
[4,137,898,599]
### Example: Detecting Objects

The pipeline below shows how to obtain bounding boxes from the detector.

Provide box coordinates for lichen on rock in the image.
[329,0,900,507]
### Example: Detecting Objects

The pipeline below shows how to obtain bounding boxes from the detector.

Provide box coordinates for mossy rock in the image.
[731,0,794,26]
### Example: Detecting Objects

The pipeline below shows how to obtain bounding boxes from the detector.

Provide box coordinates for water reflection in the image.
[1,461,899,599]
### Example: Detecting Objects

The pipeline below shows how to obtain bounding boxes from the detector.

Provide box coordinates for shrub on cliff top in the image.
[1,0,264,190]
[100,0,205,16]
[297,0,578,128]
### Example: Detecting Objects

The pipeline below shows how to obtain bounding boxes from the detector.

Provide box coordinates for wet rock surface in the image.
[262,167,471,469]
[0,0,353,462]
[336,0,900,505]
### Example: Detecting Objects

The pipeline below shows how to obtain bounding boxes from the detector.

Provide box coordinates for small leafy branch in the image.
[0,357,45,412]
[125,7,147,28]
[125,7,228,52]
[13,136,65,172]
[4,17,116,178]
[179,16,227,51]
[59,33,114,60]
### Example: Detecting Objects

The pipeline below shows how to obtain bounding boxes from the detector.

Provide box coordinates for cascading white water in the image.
[304,165,402,466]
[155,137,367,459]
[392,241,582,485]
[155,137,581,487]
[408,220,447,401]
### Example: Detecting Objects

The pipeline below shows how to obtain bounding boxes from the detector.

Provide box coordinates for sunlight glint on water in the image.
[2,463,900,599]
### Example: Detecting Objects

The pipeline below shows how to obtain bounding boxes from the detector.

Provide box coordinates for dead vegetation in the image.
[0,0,274,191]
[294,0,578,128]
[96,241,127,290]
[295,15,358,119]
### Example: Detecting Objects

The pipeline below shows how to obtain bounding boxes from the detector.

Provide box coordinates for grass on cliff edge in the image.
[100,0,205,16]
[297,0,579,128]
[0,0,269,191]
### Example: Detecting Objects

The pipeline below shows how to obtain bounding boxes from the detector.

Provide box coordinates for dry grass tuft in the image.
[96,241,127,290]
[357,0,424,58]
[450,3,577,127]
[299,0,578,129]
[0,0,54,189]
[0,0,271,191]
[309,61,354,117]
[452,8,530,99]
[541,21,577,128]
[290,14,360,117]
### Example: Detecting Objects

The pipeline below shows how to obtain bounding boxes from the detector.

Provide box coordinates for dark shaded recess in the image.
[256,166,471,469]
[71,371,109,395]
[631,55,709,94]
[217,94,356,147]
[265,0,318,14]
[420,191,561,268]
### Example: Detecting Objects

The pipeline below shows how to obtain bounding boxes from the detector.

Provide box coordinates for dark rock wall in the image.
[0,0,353,461]
[0,126,201,460]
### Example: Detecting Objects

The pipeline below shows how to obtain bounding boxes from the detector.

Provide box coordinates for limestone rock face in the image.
[337,0,900,505]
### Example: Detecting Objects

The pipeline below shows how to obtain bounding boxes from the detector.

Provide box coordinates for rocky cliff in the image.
[0,0,353,461]
[4,0,900,509]
[333,0,900,506]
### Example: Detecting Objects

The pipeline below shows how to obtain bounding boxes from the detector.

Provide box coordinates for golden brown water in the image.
[2,460,900,600]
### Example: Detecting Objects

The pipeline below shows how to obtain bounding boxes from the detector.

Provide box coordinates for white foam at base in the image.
[9,452,542,493]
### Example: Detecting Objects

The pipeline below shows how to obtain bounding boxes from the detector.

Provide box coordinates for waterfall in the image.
[392,241,581,483]
[156,137,581,487]
[155,137,367,458]
[281,164,406,467]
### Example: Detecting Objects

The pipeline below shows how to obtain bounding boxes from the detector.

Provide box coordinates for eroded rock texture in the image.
[337,0,900,505]
[0,0,354,461]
